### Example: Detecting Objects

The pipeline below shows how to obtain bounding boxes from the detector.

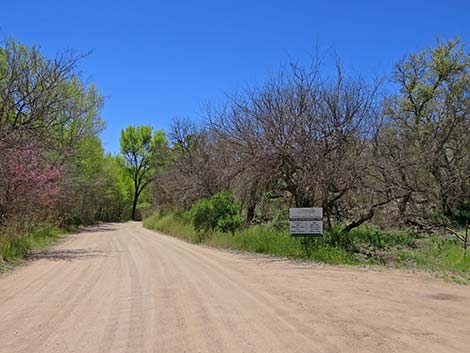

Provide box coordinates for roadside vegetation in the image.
[144,38,470,284]
[0,38,133,265]
[0,37,167,265]
[0,226,65,271]
[2,35,470,283]
[144,208,470,283]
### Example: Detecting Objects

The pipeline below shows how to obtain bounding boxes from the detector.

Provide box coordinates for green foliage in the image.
[120,125,169,220]
[144,212,198,242]
[190,198,213,233]
[144,211,470,282]
[120,125,154,159]
[144,211,356,265]
[99,154,133,221]
[0,226,64,265]
[190,192,243,235]
[451,200,470,226]
[59,137,133,225]
[393,38,470,120]
[348,226,417,249]
[397,236,470,283]
[0,37,118,232]
[76,136,105,181]
[0,37,105,144]
[50,79,105,149]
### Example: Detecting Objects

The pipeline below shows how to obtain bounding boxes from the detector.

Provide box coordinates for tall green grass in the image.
[144,212,356,264]
[144,212,197,242]
[144,211,470,283]
[0,226,65,268]
[397,237,470,283]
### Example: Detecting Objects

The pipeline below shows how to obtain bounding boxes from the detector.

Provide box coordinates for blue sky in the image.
[1,0,469,153]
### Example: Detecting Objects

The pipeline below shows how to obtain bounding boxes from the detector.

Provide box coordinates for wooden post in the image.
[464,221,468,258]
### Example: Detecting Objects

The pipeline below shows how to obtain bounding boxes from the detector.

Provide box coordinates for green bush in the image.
[190,192,243,234]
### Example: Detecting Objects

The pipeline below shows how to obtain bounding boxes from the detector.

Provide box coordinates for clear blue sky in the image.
[2,0,469,153]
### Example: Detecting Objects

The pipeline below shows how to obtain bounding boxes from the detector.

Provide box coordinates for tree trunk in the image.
[344,199,393,232]
[131,191,139,221]
[344,208,375,233]
[246,204,256,223]
[294,192,312,208]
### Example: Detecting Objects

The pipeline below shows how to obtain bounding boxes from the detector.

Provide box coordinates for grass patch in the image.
[144,211,470,283]
[397,237,470,283]
[0,225,65,270]
[144,212,356,265]
[144,212,197,242]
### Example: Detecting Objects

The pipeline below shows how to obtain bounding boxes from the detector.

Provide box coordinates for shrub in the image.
[190,192,243,234]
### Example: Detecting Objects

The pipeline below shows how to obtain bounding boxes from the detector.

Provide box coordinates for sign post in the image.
[289,207,323,237]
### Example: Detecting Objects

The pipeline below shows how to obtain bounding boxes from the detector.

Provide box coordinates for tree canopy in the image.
[120,125,168,220]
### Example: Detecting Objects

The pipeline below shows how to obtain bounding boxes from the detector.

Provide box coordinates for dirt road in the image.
[0,222,469,353]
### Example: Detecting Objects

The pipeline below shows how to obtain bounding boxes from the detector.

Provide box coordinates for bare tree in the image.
[210,61,381,230]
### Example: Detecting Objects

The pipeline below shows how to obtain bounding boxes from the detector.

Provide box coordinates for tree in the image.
[98,155,133,221]
[209,62,380,230]
[378,38,470,227]
[0,144,62,229]
[0,37,108,233]
[120,125,168,220]
[152,117,238,210]
[0,38,103,147]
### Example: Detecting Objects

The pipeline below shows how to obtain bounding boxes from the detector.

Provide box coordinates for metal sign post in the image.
[289,208,323,237]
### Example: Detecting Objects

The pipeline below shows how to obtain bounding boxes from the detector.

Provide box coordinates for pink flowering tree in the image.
[0,145,62,228]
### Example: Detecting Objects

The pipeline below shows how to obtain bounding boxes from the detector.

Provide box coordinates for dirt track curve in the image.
[0,222,469,353]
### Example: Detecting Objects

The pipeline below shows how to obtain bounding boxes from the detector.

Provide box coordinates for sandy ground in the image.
[0,222,469,353]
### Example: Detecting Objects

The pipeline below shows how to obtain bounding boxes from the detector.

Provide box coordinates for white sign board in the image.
[289,208,322,220]
[289,207,323,237]
[290,220,323,236]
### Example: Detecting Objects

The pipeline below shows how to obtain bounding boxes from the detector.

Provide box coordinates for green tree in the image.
[0,37,107,232]
[381,38,470,225]
[0,38,104,146]
[99,154,133,221]
[120,125,168,220]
